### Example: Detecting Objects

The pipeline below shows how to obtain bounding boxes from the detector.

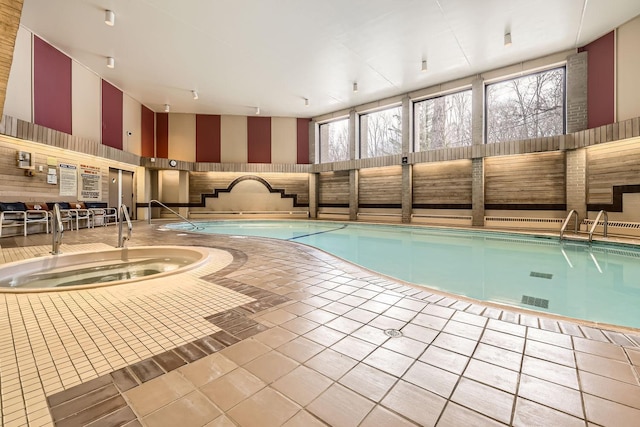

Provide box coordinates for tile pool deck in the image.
[1,221,639,427]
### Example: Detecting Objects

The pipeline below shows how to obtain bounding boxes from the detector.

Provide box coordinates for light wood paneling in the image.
[319,171,349,206]
[72,61,100,143]
[221,115,248,163]
[587,137,640,204]
[413,159,472,206]
[617,15,640,122]
[358,166,402,206]
[0,0,23,119]
[271,117,297,164]
[485,152,565,206]
[168,113,196,162]
[4,25,30,122]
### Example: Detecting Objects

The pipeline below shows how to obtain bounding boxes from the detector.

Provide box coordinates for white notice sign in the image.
[58,163,77,196]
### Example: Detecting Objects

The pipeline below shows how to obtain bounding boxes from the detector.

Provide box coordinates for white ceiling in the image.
[19,0,640,118]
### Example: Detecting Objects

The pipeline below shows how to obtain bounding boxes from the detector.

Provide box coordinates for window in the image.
[414,90,472,151]
[360,106,402,158]
[319,119,349,163]
[486,67,565,144]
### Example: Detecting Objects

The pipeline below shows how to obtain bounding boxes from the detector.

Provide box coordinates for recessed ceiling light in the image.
[504,32,512,47]
[421,60,427,72]
[105,10,115,26]
[353,82,358,93]
[106,57,115,69]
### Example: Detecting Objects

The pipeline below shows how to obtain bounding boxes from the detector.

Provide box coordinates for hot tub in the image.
[0,246,210,292]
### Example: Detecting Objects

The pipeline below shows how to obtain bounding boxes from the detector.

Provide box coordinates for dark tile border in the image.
[46,247,290,427]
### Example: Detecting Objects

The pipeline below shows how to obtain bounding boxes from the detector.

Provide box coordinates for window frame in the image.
[358,104,403,159]
[318,117,350,164]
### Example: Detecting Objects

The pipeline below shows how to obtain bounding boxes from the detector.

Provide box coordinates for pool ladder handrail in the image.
[559,210,578,240]
[147,199,200,229]
[51,203,64,255]
[117,204,133,248]
[588,210,608,242]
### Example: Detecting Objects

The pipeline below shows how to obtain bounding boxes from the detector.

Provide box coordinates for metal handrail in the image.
[588,210,608,242]
[147,199,200,229]
[559,209,578,240]
[117,204,133,248]
[50,203,64,255]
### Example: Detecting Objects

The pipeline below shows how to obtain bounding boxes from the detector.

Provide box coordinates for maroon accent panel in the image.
[247,116,271,163]
[196,114,221,162]
[156,113,169,158]
[578,31,615,128]
[101,80,123,149]
[141,105,155,157]
[297,118,310,164]
[33,36,72,134]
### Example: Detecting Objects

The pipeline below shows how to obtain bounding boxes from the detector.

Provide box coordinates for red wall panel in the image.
[297,118,310,164]
[196,114,221,162]
[578,31,615,128]
[156,113,169,158]
[33,36,72,134]
[101,80,123,149]
[141,105,155,157]
[247,116,271,163]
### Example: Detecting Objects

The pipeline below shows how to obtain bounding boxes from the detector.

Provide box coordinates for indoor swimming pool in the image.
[166,220,640,329]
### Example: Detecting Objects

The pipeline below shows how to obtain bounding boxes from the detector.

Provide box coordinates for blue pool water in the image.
[166,220,640,328]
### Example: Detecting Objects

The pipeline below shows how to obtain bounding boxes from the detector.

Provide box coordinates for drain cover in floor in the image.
[521,295,549,309]
[530,271,553,279]
[384,329,403,338]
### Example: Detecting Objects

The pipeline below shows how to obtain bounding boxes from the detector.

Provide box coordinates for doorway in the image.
[109,168,135,218]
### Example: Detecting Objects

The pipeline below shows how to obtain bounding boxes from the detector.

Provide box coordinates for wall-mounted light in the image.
[191,90,198,100]
[255,106,260,115]
[504,32,512,47]
[164,104,170,112]
[105,10,115,26]
[421,60,427,72]
[106,57,115,69]
[353,82,358,93]
[304,98,309,107]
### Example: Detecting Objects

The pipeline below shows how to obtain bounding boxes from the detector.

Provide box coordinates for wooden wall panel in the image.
[0,0,24,119]
[485,152,565,207]
[413,160,472,207]
[318,171,349,206]
[358,166,402,206]
[587,138,640,205]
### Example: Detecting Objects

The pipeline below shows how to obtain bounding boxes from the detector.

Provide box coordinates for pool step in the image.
[561,231,591,242]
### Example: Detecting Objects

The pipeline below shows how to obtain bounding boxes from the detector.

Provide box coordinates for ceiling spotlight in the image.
[105,10,115,26]
[304,98,309,107]
[192,90,198,100]
[164,104,170,113]
[421,60,427,72]
[353,82,358,93]
[106,57,115,69]
[255,107,260,115]
[504,32,512,47]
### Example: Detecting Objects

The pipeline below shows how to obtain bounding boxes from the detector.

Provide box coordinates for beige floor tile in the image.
[304,348,358,380]
[443,320,484,341]
[575,351,638,385]
[331,336,377,361]
[282,410,327,427]
[339,363,397,402]
[351,325,389,346]
[403,360,459,398]
[178,353,237,387]
[143,390,220,427]
[272,365,333,406]
[363,347,414,377]
[381,379,446,426]
[400,324,439,344]
[486,318,526,337]
[420,345,469,375]
[280,317,319,335]
[253,327,298,349]
[526,327,572,348]
[524,339,576,368]
[584,393,640,427]
[307,383,375,427]
[125,371,195,417]
[205,415,237,427]
[436,401,506,427]
[410,313,448,330]
[381,336,428,358]
[512,397,584,427]
[463,358,519,393]
[481,329,524,353]
[219,339,271,366]
[199,367,266,411]
[573,337,627,360]
[450,378,514,425]
[579,370,640,409]
[227,387,299,427]
[360,405,417,427]
[277,337,324,363]
[244,351,298,384]
[517,374,583,418]
[303,325,346,347]
[521,355,579,389]
[432,332,478,356]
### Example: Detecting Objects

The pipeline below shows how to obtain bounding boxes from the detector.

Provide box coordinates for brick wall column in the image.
[308,172,318,218]
[471,76,484,146]
[566,148,587,220]
[566,51,588,133]
[472,158,485,226]
[349,169,358,221]
[401,95,412,223]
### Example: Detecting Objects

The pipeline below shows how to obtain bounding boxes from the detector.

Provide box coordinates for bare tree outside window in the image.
[486,67,565,144]
[360,106,402,158]
[414,90,472,151]
[319,119,349,163]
